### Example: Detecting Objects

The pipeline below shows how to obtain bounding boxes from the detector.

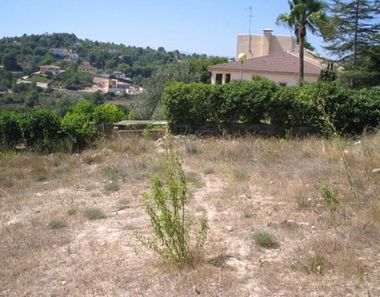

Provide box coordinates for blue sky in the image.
[0,0,327,58]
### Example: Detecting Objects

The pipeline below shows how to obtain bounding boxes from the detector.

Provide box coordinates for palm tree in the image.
[276,0,326,82]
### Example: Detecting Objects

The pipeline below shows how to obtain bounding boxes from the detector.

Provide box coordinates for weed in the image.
[232,169,249,182]
[36,175,48,182]
[102,165,125,182]
[307,255,327,275]
[83,208,106,220]
[185,141,201,155]
[321,184,339,212]
[67,208,77,216]
[137,147,208,263]
[186,172,205,188]
[48,219,67,230]
[252,231,279,249]
[295,196,312,209]
[104,181,120,193]
[118,198,130,206]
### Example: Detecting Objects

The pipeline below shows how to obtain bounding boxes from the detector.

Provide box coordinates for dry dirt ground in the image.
[1,134,379,297]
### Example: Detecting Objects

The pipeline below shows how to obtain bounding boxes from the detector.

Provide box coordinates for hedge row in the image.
[163,79,380,135]
[0,101,125,151]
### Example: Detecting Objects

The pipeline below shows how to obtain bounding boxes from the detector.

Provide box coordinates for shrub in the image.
[17,109,61,151]
[163,81,379,136]
[163,82,214,130]
[83,208,106,220]
[62,101,126,149]
[61,101,97,148]
[0,111,21,146]
[48,219,67,229]
[93,103,125,125]
[252,231,279,249]
[321,184,339,213]
[137,147,208,262]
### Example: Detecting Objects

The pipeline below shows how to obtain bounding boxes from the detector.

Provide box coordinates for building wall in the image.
[211,70,318,86]
[237,33,316,60]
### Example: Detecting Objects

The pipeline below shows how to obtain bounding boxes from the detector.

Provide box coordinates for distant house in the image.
[93,74,133,95]
[209,29,325,86]
[78,62,98,74]
[39,65,62,76]
[36,81,50,89]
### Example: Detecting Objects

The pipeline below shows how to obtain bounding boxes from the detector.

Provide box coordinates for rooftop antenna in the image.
[248,6,253,54]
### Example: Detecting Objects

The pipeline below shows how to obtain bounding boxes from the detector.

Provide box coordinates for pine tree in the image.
[323,0,380,87]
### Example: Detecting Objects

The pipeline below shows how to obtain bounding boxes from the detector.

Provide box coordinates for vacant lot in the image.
[1,133,379,296]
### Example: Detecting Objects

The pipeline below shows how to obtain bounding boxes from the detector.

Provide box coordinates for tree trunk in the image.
[299,25,305,82]
[353,0,360,67]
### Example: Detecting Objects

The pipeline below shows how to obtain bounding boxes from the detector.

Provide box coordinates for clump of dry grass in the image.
[48,219,67,230]
[83,208,107,220]
[252,231,279,249]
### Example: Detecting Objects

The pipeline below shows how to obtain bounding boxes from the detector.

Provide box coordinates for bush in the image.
[0,111,21,146]
[252,231,279,249]
[163,81,380,136]
[17,109,61,151]
[163,82,215,130]
[48,219,67,230]
[83,208,106,220]
[93,103,125,125]
[61,101,126,148]
[138,147,208,262]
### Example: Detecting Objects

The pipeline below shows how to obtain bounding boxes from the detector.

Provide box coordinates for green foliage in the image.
[0,33,191,82]
[56,71,93,90]
[138,147,208,262]
[163,82,215,130]
[61,101,125,148]
[93,103,125,124]
[0,111,21,146]
[130,58,228,120]
[61,101,98,148]
[321,184,339,212]
[319,62,337,82]
[252,231,280,249]
[2,51,21,71]
[276,0,327,81]
[0,69,13,89]
[17,109,61,151]
[163,81,380,136]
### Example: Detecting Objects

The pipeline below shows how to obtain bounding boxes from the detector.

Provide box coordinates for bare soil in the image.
[1,134,379,296]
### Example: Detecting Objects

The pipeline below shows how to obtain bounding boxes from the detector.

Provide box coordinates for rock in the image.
[225,226,233,232]
[372,168,380,174]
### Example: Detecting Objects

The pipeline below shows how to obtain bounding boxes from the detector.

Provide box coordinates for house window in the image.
[215,73,223,84]
[225,74,231,83]
[279,82,287,87]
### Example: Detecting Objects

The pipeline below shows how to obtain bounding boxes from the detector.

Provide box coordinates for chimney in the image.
[262,28,273,56]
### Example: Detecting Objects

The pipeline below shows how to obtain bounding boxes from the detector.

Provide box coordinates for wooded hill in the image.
[0,33,210,83]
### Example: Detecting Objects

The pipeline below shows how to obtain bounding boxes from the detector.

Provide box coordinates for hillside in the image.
[0,33,201,82]
[1,134,379,296]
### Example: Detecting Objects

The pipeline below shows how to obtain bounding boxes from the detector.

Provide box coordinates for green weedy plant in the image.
[138,147,208,262]
[321,184,339,213]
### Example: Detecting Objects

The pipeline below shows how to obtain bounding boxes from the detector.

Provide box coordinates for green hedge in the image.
[0,101,126,151]
[163,81,380,135]
[0,111,21,146]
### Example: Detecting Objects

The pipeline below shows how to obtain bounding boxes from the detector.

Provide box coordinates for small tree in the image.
[138,146,208,262]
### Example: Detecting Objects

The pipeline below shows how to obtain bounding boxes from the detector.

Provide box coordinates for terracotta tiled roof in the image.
[209,52,323,75]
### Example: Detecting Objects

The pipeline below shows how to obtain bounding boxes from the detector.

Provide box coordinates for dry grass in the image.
[1,133,380,296]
